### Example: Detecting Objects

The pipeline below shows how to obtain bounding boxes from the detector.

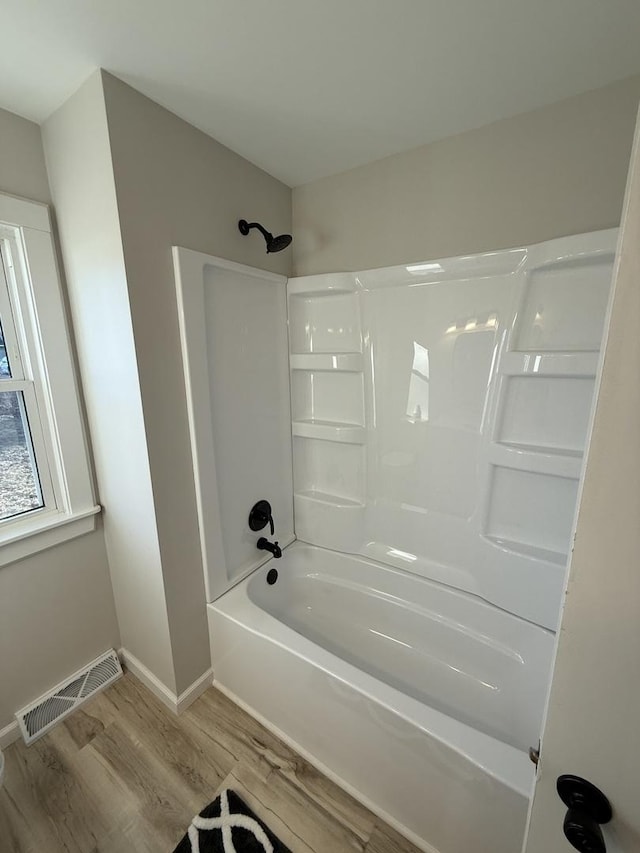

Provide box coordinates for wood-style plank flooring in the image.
[0,673,422,853]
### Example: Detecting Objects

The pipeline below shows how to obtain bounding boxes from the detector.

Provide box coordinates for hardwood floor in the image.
[0,673,422,853]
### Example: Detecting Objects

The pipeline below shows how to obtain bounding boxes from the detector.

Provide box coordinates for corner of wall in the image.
[42,70,179,696]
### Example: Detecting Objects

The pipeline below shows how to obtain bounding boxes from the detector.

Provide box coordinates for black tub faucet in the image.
[257,537,282,559]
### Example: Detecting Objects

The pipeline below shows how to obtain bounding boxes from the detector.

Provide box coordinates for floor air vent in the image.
[16,649,122,745]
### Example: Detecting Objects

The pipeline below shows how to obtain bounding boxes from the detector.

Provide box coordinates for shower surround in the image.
[288,231,615,630]
[174,228,616,853]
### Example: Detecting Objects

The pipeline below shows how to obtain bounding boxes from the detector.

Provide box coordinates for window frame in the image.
[0,192,100,565]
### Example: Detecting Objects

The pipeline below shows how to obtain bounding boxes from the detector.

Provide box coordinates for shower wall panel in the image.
[174,249,294,602]
[288,230,617,629]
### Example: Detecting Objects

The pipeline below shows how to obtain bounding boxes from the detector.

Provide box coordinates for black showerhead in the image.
[267,232,293,253]
[238,219,292,253]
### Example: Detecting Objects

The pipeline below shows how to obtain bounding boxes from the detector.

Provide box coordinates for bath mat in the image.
[173,788,292,853]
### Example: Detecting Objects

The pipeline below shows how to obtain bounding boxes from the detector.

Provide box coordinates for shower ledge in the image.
[501,351,600,378]
[490,443,582,479]
[484,535,567,567]
[292,419,365,444]
[294,490,365,508]
[288,274,358,297]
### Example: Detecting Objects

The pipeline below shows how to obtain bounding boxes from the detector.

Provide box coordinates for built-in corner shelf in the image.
[290,353,363,372]
[497,441,582,457]
[501,351,600,378]
[288,273,367,553]
[292,419,365,444]
[295,489,365,509]
[293,489,366,553]
[288,274,358,298]
[484,535,568,567]
[490,442,583,479]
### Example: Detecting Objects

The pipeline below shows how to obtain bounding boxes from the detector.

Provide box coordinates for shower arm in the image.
[239,221,273,241]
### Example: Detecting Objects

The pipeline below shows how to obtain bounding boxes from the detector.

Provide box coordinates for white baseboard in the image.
[0,720,20,750]
[176,667,214,713]
[118,648,177,713]
[118,648,212,715]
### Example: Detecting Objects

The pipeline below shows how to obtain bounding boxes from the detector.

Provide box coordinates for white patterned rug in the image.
[173,789,292,853]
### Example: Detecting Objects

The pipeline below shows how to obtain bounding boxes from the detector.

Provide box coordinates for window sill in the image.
[0,506,102,567]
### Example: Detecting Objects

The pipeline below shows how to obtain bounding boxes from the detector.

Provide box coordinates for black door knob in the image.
[557,775,612,853]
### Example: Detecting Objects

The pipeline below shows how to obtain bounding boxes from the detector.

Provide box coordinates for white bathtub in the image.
[208,542,555,853]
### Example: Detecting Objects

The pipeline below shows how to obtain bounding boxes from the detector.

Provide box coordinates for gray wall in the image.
[0,108,51,204]
[0,107,120,730]
[293,74,640,275]
[43,73,177,693]
[100,72,291,693]
[0,534,119,729]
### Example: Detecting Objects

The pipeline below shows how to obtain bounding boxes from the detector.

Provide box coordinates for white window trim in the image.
[0,192,100,566]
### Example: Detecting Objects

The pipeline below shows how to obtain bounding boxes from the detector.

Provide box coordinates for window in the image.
[0,193,99,565]
[0,253,52,521]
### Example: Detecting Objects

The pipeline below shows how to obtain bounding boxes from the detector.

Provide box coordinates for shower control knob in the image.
[248,500,274,535]
[556,775,612,853]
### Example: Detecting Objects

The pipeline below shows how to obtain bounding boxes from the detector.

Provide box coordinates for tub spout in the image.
[257,537,282,559]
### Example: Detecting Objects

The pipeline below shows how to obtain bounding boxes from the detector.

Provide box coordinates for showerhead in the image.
[238,219,292,253]
[267,233,293,253]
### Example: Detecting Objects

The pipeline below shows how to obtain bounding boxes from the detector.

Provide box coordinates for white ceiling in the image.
[2,0,640,187]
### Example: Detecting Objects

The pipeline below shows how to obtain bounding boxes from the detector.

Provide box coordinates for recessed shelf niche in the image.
[514,258,612,352]
[486,467,579,559]
[291,370,364,427]
[293,437,365,506]
[499,375,595,453]
[288,291,362,354]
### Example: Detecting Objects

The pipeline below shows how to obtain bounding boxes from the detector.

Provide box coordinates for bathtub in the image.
[208,542,555,853]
